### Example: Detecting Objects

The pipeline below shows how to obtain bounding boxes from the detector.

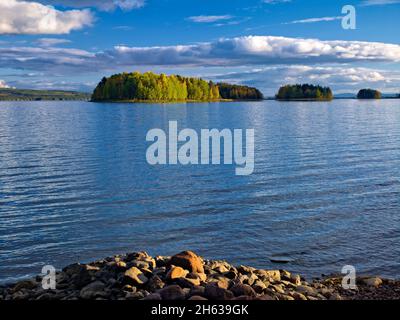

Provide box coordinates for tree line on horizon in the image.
[91,72,263,102]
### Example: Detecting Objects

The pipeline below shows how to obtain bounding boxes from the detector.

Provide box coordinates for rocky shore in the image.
[1,251,399,301]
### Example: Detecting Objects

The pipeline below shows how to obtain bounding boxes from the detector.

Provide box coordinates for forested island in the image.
[91,72,263,102]
[276,84,333,101]
[0,88,90,101]
[357,89,382,99]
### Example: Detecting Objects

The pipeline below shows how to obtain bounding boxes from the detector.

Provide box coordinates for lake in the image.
[0,99,399,284]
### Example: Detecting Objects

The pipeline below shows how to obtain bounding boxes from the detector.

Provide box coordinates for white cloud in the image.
[0,80,13,88]
[186,15,234,23]
[36,38,72,46]
[0,46,95,73]
[263,0,292,4]
[1,36,400,73]
[361,0,400,5]
[0,0,93,35]
[26,0,145,11]
[109,36,400,66]
[284,16,342,24]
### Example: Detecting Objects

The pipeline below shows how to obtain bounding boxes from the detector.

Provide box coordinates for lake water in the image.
[0,100,399,284]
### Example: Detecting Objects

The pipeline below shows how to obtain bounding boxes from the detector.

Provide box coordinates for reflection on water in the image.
[0,100,399,283]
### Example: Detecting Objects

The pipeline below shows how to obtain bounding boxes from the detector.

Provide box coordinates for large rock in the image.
[361,277,383,287]
[230,283,256,297]
[124,267,148,286]
[263,270,281,282]
[204,284,234,300]
[79,281,105,299]
[146,275,165,291]
[297,285,317,296]
[169,251,204,274]
[158,285,186,300]
[167,266,189,280]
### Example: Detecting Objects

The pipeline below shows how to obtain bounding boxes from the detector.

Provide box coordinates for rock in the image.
[146,275,165,291]
[230,283,256,297]
[158,285,186,300]
[204,284,234,300]
[208,277,229,289]
[169,251,204,274]
[231,295,254,300]
[126,291,145,300]
[13,280,37,292]
[244,273,258,286]
[129,260,150,270]
[188,295,208,300]
[122,285,137,293]
[361,277,383,287]
[188,272,207,283]
[290,292,308,300]
[270,284,285,294]
[237,266,255,274]
[142,293,162,300]
[329,293,343,300]
[80,281,105,299]
[297,285,317,296]
[280,270,291,279]
[224,270,238,280]
[155,256,170,267]
[116,261,127,269]
[290,275,302,286]
[175,278,200,288]
[263,270,281,282]
[167,266,189,280]
[280,295,295,301]
[255,294,275,300]
[252,280,267,293]
[124,267,148,286]
[190,285,205,297]
[215,265,229,273]
[153,267,166,276]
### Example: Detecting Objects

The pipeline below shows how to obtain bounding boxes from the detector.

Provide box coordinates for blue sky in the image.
[0,0,399,95]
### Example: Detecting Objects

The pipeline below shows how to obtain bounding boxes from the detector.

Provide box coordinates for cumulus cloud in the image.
[109,36,400,67]
[27,0,146,11]
[0,46,96,73]
[0,0,93,34]
[1,36,400,73]
[0,80,13,88]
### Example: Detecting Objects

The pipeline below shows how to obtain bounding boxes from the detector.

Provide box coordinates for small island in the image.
[0,88,90,101]
[91,72,263,102]
[276,84,333,101]
[357,89,382,99]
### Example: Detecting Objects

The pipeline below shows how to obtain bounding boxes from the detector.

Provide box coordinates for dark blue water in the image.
[0,100,399,283]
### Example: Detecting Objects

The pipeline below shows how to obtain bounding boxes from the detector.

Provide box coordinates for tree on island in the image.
[217,83,263,100]
[91,72,263,102]
[357,89,382,99]
[275,84,333,101]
